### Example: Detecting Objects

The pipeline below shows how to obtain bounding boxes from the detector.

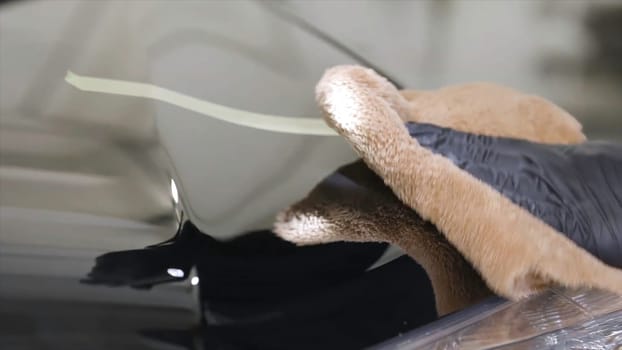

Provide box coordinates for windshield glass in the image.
[1,1,621,349]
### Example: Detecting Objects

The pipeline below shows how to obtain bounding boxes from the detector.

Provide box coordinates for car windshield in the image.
[1,1,621,349]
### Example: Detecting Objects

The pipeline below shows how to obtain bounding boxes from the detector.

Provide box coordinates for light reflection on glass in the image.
[170,178,179,204]
[166,268,184,278]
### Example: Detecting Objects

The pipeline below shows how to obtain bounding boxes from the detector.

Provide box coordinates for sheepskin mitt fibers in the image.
[274,65,622,316]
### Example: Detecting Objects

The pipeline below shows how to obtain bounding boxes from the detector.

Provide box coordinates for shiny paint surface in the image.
[373,288,622,350]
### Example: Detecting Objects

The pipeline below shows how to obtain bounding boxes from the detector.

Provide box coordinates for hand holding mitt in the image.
[275,65,622,316]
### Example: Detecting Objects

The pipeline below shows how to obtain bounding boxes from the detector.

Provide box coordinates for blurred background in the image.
[1,1,621,349]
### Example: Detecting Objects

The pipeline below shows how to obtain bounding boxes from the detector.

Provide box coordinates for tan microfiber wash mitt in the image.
[274,65,622,316]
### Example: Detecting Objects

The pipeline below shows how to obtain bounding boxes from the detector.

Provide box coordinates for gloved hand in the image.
[407,122,622,269]
[277,64,622,311]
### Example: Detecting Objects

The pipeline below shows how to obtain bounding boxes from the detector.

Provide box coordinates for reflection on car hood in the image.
[373,288,622,349]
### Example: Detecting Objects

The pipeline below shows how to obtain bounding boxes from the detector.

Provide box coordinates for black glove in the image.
[406,122,622,269]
